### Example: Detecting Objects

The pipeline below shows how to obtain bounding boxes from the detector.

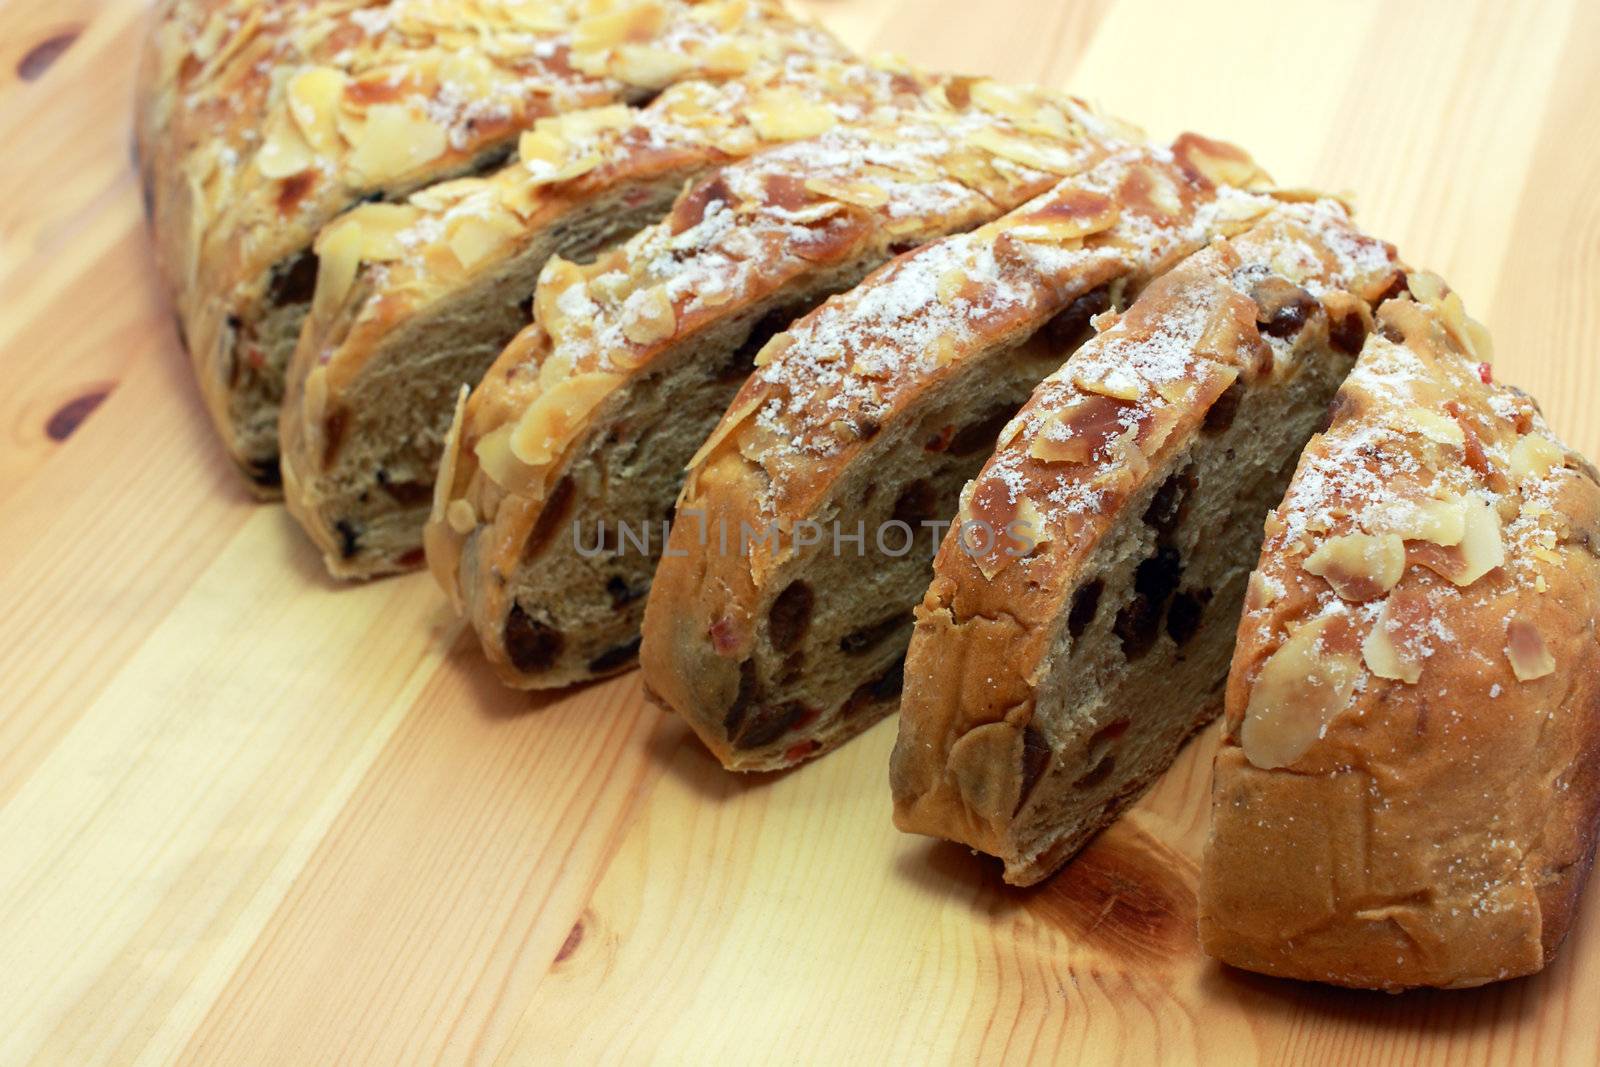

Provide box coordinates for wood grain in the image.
[0,1,1596,1064]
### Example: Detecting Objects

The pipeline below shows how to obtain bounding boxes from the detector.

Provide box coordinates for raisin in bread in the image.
[426,85,1133,688]
[889,205,1404,886]
[280,56,933,578]
[138,0,846,493]
[1199,279,1600,989]
[638,136,1277,771]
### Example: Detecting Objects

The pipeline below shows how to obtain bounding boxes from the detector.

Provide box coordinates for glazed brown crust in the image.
[279,56,932,578]
[640,136,1284,771]
[1198,285,1600,990]
[138,0,847,489]
[889,205,1402,884]
[426,83,1130,689]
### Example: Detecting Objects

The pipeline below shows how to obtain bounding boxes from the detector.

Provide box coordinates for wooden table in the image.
[3,1,1597,1063]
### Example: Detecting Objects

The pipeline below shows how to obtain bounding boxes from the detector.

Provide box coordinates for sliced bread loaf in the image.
[280,56,931,578]
[426,86,1131,688]
[1200,280,1600,989]
[638,136,1278,770]
[139,0,846,492]
[889,204,1402,885]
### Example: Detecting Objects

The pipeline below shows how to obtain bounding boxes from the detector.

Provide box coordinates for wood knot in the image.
[19,29,80,81]
[46,386,112,441]
[554,918,585,964]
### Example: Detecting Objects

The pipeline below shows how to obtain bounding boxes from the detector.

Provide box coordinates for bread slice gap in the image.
[1199,279,1600,990]
[280,58,936,577]
[427,87,1132,688]
[639,136,1285,770]
[139,0,846,492]
[889,204,1404,886]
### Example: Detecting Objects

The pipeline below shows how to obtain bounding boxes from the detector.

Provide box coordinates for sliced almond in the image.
[1072,365,1142,402]
[1173,133,1271,190]
[508,372,621,468]
[574,3,667,54]
[803,176,888,210]
[1302,532,1405,602]
[345,201,420,262]
[751,331,795,368]
[936,266,967,304]
[969,81,1074,138]
[620,286,677,347]
[448,214,516,271]
[749,90,837,141]
[700,37,757,75]
[967,127,1077,175]
[286,67,346,156]
[1510,433,1563,481]
[611,43,697,88]
[436,51,498,99]
[1382,494,1467,546]
[311,217,363,319]
[1361,597,1422,684]
[1011,496,1050,551]
[1403,407,1465,446]
[349,105,448,182]
[1029,393,1126,464]
[446,499,478,536]
[473,424,532,495]
[1002,193,1119,243]
[692,0,749,33]
[430,386,470,528]
[533,257,588,330]
[1246,570,1280,610]
[256,111,316,179]
[687,384,768,472]
[1408,491,1504,586]
[1240,614,1362,769]
[1506,617,1556,681]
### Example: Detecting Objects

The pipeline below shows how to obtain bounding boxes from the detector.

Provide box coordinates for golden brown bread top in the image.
[890,205,1401,857]
[144,0,845,300]
[1202,284,1600,988]
[293,55,929,405]
[678,135,1275,558]
[426,82,1132,604]
[1225,279,1589,766]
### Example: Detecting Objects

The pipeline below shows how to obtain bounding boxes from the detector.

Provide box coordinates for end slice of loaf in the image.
[639,136,1280,771]
[139,0,845,493]
[426,86,1131,689]
[1199,280,1600,990]
[890,204,1403,885]
[279,57,933,578]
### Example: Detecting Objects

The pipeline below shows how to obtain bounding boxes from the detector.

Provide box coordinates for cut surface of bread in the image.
[139,0,846,492]
[889,204,1403,886]
[427,85,1133,689]
[639,136,1282,771]
[280,56,933,578]
[1199,281,1600,990]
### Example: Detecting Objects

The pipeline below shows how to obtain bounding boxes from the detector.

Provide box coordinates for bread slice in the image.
[280,57,931,578]
[427,86,1132,689]
[638,136,1282,771]
[889,205,1403,886]
[138,0,846,493]
[1199,280,1600,989]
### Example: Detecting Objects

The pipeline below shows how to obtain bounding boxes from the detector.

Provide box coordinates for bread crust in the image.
[889,204,1402,884]
[640,137,1286,770]
[426,84,1129,688]
[279,57,931,578]
[1199,283,1600,990]
[138,0,846,491]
